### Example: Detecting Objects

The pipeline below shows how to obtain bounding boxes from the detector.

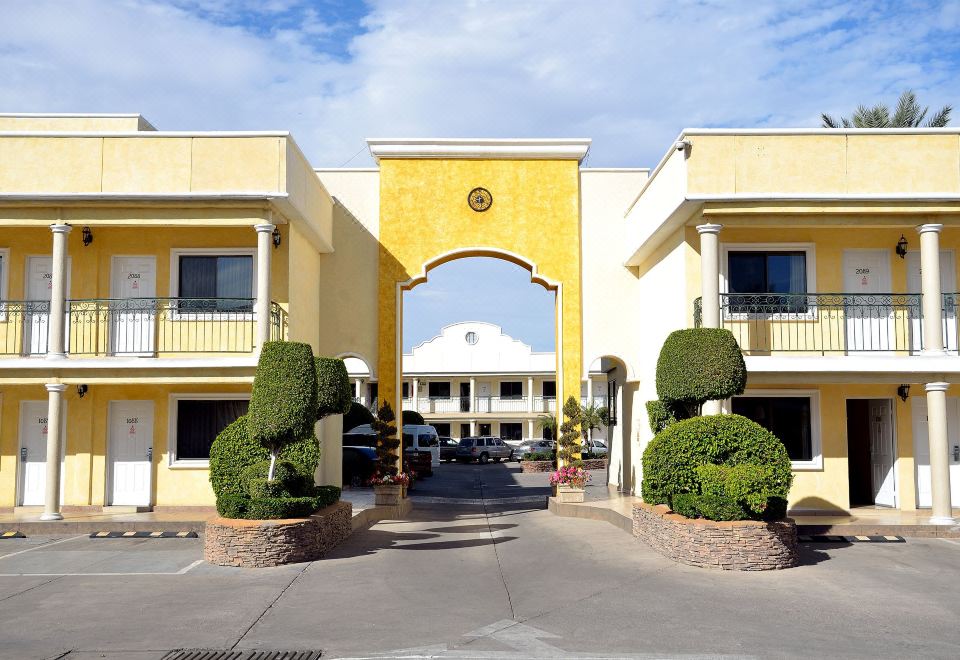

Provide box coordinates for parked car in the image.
[456,436,513,464]
[438,436,459,462]
[342,446,377,487]
[347,422,441,468]
[583,439,608,456]
[516,439,555,461]
[404,447,433,479]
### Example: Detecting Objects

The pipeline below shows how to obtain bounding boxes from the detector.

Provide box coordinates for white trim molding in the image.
[167,393,250,468]
[367,138,591,163]
[732,388,823,471]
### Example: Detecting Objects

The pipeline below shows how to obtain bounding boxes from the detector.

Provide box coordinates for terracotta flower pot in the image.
[557,485,585,503]
[374,484,402,505]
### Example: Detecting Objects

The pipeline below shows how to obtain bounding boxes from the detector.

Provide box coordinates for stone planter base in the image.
[632,502,798,571]
[375,484,402,505]
[581,459,608,470]
[557,486,585,503]
[520,460,554,473]
[204,500,352,568]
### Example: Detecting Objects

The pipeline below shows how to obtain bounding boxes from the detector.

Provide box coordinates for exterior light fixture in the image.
[82,226,93,246]
[77,384,88,398]
[897,384,910,402]
[896,234,908,259]
[272,227,281,248]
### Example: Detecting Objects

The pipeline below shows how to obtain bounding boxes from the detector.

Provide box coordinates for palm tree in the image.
[822,89,951,128]
[579,402,609,452]
[535,413,557,441]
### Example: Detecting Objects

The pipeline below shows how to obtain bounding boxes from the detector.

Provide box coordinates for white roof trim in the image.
[0,130,290,137]
[689,193,960,202]
[0,192,287,203]
[367,138,591,162]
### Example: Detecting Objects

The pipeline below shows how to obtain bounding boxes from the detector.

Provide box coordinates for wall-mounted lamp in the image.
[896,234,908,259]
[81,226,93,247]
[897,384,910,402]
[272,227,281,248]
[77,384,88,399]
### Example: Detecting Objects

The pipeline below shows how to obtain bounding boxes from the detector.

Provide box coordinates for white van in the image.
[403,424,441,467]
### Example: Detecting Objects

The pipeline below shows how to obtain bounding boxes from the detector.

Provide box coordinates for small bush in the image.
[556,397,582,464]
[248,341,318,454]
[402,409,425,426]
[241,459,312,499]
[655,329,746,416]
[523,451,555,462]
[373,402,400,476]
[641,414,792,521]
[216,493,249,519]
[343,401,375,433]
[315,485,341,509]
[246,496,320,520]
[315,357,352,420]
[646,399,679,433]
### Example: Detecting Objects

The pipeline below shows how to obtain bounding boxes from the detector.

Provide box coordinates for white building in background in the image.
[344,321,611,443]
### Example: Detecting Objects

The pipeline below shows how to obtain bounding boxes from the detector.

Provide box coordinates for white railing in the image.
[533,396,557,413]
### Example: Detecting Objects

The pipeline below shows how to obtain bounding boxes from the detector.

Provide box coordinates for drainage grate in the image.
[799,534,905,543]
[90,531,199,539]
[161,651,321,660]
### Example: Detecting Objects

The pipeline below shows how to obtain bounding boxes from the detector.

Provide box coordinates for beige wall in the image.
[0,115,151,131]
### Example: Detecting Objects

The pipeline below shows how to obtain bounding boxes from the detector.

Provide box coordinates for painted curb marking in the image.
[798,534,905,543]
[0,531,26,539]
[89,531,199,539]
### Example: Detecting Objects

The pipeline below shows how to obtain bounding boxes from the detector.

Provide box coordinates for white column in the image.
[469,377,476,413]
[412,378,420,412]
[254,223,275,350]
[354,378,364,405]
[699,223,723,415]
[586,378,594,407]
[926,382,955,524]
[46,224,72,360]
[527,377,534,413]
[470,419,477,436]
[527,419,534,442]
[41,383,67,521]
[918,224,945,354]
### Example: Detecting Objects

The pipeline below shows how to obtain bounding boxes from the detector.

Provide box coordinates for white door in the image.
[108,401,154,506]
[477,382,491,412]
[24,256,71,355]
[907,250,956,353]
[868,400,897,507]
[110,257,157,355]
[912,397,960,507]
[18,400,64,506]
[843,250,893,352]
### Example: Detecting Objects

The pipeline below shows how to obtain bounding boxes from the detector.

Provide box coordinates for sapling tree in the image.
[556,396,583,466]
[372,401,400,477]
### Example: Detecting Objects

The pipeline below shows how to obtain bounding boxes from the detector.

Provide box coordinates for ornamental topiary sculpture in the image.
[556,396,582,466]
[372,401,400,477]
[655,328,746,418]
[315,357,352,421]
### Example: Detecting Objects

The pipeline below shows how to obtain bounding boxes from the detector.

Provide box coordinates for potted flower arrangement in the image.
[370,471,411,504]
[550,464,591,503]
[370,402,408,505]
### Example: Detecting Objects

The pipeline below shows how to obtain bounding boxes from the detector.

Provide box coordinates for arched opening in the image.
[586,354,635,494]
[339,353,377,412]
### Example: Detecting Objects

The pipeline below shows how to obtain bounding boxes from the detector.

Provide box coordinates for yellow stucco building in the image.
[1,114,958,525]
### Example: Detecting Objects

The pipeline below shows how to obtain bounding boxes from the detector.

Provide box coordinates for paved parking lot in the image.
[3,502,960,659]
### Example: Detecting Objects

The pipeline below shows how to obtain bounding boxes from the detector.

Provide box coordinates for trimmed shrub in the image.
[556,396,582,464]
[241,459,312,499]
[209,414,320,500]
[216,493,249,519]
[246,496,320,520]
[655,329,746,416]
[315,485,341,509]
[248,341,318,457]
[640,414,792,521]
[373,402,400,476]
[343,401,375,433]
[402,409,425,426]
[646,400,679,434]
[523,451,555,462]
[315,357,352,420]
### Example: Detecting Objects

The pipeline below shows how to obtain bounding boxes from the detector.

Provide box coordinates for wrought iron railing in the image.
[704,292,923,353]
[0,298,287,357]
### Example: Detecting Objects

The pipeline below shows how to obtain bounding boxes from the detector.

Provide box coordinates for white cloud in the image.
[0,0,957,167]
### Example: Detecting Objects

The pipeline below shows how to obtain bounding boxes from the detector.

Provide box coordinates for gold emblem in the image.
[468,187,493,212]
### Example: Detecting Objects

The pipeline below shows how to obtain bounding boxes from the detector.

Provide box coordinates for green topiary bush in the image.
[556,396,582,465]
[373,402,400,477]
[241,459,312,499]
[640,414,792,521]
[248,341,318,474]
[646,400,679,434]
[343,401,375,433]
[655,328,746,417]
[402,409,425,426]
[246,496,321,520]
[315,357,352,420]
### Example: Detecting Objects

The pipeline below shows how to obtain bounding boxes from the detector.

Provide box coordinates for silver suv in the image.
[456,436,513,464]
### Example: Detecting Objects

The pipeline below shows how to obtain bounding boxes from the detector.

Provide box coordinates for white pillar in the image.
[470,419,477,436]
[527,419,534,442]
[527,377,534,413]
[469,377,476,413]
[41,383,67,521]
[354,378,364,405]
[699,223,723,415]
[926,382,955,524]
[918,224,945,354]
[46,224,72,360]
[412,378,420,412]
[254,223,275,350]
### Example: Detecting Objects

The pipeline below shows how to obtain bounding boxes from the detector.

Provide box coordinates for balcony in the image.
[0,298,287,357]
[693,293,960,354]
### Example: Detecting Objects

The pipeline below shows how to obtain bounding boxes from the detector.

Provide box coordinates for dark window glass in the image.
[402,382,410,398]
[500,423,523,441]
[479,423,491,436]
[728,251,807,313]
[428,382,450,398]
[542,381,556,398]
[459,423,470,438]
[500,381,523,399]
[732,396,812,462]
[176,399,249,460]
[432,423,451,436]
[402,433,414,449]
[543,426,554,441]
[178,255,253,311]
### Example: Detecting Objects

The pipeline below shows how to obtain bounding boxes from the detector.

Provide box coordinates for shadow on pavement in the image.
[422,523,518,533]
[795,541,848,566]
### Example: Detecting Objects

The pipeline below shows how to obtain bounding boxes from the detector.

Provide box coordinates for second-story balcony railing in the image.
[0,298,288,357]
[695,293,930,354]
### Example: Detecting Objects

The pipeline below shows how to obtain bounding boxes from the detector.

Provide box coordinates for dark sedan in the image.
[438,436,459,462]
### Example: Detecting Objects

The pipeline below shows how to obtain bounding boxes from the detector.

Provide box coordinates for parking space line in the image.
[0,535,86,561]
[939,538,960,547]
[177,559,203,574]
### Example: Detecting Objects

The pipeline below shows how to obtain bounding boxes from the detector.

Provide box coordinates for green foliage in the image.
[556,396,582,465]
[822,89,952,128]
[216,493,249,519]
[655,329,746,416]
[535,413,557,436]
[315,485,342,509]
[315,357,352,420]
[640,414,792,521]
[402,409,425,426]
[241,459,312,499]
[248,341,318,455]
[373,402,400,476]
[246,496,321,520]
[209,414,320,500]
[646,400,679,434]
[522,451,555,462]
[343,401,375,432]
[580,402,609,443]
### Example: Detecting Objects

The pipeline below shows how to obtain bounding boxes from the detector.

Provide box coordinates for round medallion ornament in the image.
[467,187,493,212]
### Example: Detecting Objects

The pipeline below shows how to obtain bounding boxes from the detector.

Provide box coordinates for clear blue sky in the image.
[403,258,555,352]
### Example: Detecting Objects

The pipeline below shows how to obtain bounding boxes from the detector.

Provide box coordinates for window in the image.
[428,382,450,399]
[500,381,523,399]
[542,381,556,398]
[725,246,813,315]
[173,398,249,462]
[432,423,451,437]
[465,331,478,345]
[732,392,821,468]
[402,382,410,399]
[175,252,254,312]
[479,423,491,436]
[459,423,470,438]
[543,426,554,441]
[500,422,522,442]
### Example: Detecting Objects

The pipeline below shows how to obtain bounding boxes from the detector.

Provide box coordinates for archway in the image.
[585,354,636,494]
